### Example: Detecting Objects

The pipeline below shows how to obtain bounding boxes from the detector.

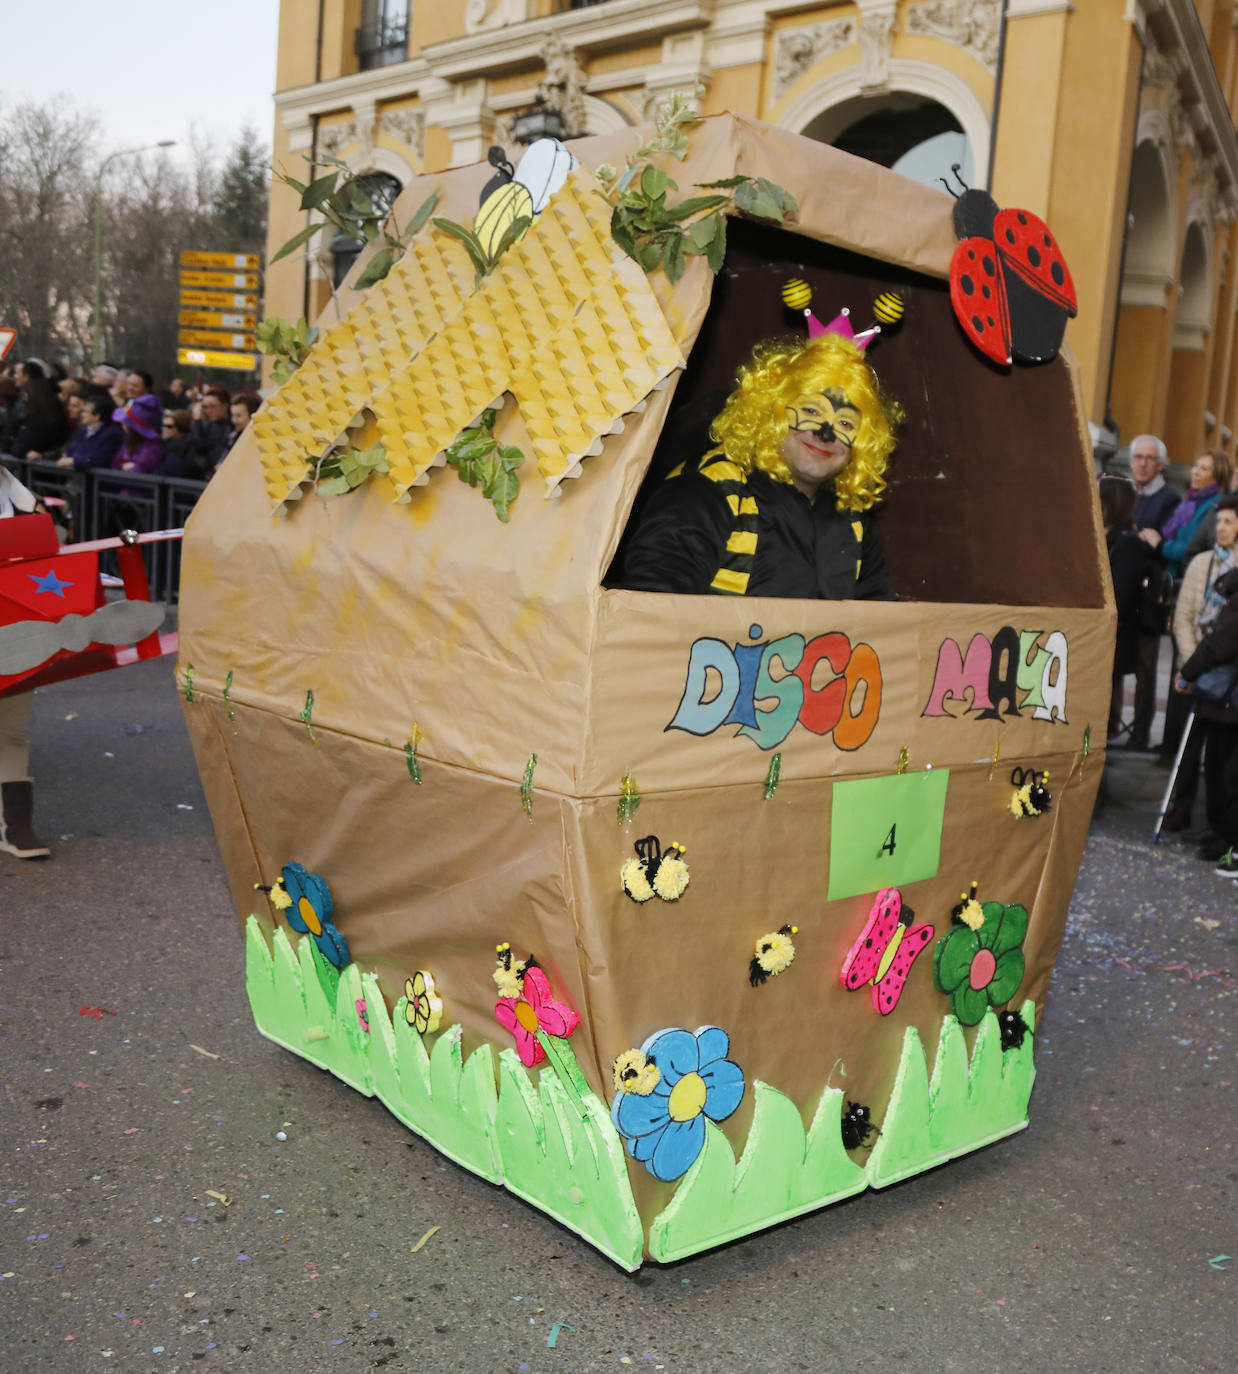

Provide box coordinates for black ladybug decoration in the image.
[944,165,1077,367]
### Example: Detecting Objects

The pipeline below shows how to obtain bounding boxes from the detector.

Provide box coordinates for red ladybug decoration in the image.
[944,165,1077,367]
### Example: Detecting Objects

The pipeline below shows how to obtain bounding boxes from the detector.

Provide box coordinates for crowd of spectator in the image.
[1105,434,1238,877]
[0,357,259,480]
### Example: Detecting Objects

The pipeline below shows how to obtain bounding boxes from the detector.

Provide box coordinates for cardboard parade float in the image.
[178,113,1113,1269]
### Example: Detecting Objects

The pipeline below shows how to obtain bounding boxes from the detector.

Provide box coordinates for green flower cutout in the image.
[932,901,1028,1025]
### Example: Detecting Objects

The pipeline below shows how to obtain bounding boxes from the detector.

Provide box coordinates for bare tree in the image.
[0,97,96,363]
[0,98,268,380]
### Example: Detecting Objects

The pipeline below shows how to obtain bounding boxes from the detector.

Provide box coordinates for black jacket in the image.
[617,463,892,600]
[1106,527,1155,675]
[1180,568,1238,721]
[188,418,231,471]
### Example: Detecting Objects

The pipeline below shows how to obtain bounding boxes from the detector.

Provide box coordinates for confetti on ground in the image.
[547,1322,576,1348]
[79,1006,116,1018]
[189,1044,219,1059]
[410,1226,439,1253]
[205,1190,231,1206]
[1208,1255,1232,1270]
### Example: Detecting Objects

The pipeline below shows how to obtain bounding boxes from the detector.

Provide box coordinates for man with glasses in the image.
[1126,435,1179,750]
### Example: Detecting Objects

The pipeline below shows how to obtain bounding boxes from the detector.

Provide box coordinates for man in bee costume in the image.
[619,310,902,599]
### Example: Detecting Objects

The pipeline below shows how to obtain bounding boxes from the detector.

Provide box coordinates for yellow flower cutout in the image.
[612,1048,661,1096]
[404,970,443,1035]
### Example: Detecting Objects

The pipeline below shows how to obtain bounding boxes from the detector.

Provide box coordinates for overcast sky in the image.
[7,1,280,158]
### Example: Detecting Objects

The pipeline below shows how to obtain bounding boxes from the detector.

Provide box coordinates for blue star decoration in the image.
[28,569,73,598]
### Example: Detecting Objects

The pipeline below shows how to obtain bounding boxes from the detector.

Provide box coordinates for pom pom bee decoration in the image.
[942,164,1077,367]
[780,279,904,352]
[998,1008,1030,1051]
[951,881,985,931]
[749,925,798,986]
[620,835,690,903]
[1009,766,1051,818]
[840,1100,880,1151]
[612,1048,661,1096]
[473,138,579,261]
[254,877,292,910]
[840,886,933,1015]
[492,942,539,999]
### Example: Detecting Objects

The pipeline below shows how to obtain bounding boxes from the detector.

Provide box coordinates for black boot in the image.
[0,780,50,859]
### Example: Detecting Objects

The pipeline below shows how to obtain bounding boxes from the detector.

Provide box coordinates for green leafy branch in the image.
[595,90,797,284]
[270,150,438,290]
[313,443,390,496]
[255,315,318,386]
[442,408,525,522]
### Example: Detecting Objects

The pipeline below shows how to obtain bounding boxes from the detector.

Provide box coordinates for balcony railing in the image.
[355,13,410,71]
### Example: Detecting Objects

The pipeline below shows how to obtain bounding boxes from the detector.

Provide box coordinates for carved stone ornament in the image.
[858,8,899,91]
[773,19,857,99]
[319,120,358,159]
[905,0,1002,72]
[465,0,527,35]
[379,108,426,160]
[537,33,588,139]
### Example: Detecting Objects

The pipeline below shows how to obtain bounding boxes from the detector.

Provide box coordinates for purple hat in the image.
[113,393,163,441]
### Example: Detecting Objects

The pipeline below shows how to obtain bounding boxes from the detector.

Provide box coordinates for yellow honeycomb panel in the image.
[253,233,475,509]
[253,170,682,510]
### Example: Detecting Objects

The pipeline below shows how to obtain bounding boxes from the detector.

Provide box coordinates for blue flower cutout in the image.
[610,1025,745,1181]
[281,862,349,969]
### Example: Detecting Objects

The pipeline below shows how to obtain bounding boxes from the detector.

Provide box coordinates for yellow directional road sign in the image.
[177,347,257,372]
[181,250,260,270]
[179,329,258,351]
[179,289,260,312]
[180,270,260,291]
[179,310,257,331]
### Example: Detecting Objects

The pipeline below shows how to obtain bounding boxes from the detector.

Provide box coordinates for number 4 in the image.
[880,824,896,857]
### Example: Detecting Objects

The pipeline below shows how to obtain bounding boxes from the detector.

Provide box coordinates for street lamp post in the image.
[91,140,176,366]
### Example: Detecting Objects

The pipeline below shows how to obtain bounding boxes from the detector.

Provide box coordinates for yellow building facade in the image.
[266,0,1238,463]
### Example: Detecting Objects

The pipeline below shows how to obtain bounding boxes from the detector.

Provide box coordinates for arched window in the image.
[330,172,404,287]
[801,94,974,189]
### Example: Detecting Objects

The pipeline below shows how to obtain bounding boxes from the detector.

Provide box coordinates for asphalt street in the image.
[0,657,1233,1372]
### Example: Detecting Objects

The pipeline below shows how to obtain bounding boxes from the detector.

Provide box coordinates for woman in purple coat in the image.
[111,394,164,473]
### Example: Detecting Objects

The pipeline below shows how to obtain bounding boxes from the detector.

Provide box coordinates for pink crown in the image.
[805,306,880,353]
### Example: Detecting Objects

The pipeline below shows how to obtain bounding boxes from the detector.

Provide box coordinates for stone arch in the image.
[1121,136,1176,307]
[1174,218,1212,350]
[776,58,991,187]
[581,95,633,136]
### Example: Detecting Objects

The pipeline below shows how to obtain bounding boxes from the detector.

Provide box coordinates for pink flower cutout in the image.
[355,998,370,1034]
[494,966,580,1067]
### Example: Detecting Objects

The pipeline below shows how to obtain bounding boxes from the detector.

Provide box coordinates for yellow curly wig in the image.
[705,334,904,512]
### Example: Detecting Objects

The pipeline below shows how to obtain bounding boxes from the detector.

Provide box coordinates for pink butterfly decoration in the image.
[840,887,934,1015]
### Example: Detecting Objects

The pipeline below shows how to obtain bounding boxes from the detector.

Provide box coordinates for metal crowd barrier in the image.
[14,460,207,603]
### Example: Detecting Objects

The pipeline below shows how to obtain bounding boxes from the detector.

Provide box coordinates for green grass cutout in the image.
[866,1000,1037,1187]
[244,916,643,1270]
[648,1003,1037,1261]
[494,1047,644,1270]
[648,1081,869,1262]
[247,917,1036,1269]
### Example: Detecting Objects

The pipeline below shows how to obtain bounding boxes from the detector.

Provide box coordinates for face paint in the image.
[780,389,861,500]
[786,390,860,449]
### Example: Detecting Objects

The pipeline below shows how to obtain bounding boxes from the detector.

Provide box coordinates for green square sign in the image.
[826,770,950,900]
